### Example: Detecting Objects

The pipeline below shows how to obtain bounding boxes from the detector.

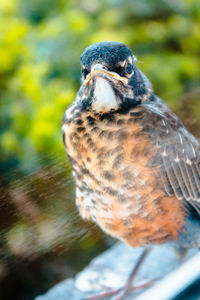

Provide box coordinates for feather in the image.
[142,100,200,216]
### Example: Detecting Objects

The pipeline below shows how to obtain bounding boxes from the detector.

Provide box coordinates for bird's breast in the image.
[62,103,185,246]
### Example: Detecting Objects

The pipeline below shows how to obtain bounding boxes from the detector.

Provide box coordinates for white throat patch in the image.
[92,77,118,111]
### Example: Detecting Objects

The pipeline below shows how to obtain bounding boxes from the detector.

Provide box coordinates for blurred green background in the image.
[0,0,200,299]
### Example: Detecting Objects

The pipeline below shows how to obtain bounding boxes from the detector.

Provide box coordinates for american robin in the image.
[62,41,200,299]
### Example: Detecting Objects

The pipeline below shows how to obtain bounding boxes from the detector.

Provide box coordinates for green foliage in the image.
[1,0,200,177]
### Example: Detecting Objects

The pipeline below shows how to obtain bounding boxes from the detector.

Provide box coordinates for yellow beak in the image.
[84,69,128,86]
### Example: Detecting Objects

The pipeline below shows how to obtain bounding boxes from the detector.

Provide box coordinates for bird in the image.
[62,41,200,299]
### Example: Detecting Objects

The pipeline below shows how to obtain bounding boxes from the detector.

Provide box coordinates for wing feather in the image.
[142,100,200,216]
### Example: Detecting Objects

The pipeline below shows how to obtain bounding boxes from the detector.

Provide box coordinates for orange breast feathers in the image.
[62,105,185,247]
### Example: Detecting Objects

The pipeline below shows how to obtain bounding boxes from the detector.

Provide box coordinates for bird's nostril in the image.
[91,64,108,72]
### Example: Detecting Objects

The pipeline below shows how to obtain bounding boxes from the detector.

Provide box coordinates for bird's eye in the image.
[82,68,89,78]
[126,63,133,74]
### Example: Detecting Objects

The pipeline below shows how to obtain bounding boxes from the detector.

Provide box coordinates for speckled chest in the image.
[62,102,185,246]
[63,103,153,218]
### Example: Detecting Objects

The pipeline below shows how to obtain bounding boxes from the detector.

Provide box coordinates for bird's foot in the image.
[87,280,153,300]
[87,247,153,300]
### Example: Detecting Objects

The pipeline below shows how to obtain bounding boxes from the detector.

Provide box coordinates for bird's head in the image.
[77,41,153,112]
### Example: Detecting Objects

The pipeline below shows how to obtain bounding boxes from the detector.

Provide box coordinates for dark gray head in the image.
[81,41,133,72]
[78,41,153,112]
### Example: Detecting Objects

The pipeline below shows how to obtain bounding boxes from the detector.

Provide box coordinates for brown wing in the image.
[142,100,200,216]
